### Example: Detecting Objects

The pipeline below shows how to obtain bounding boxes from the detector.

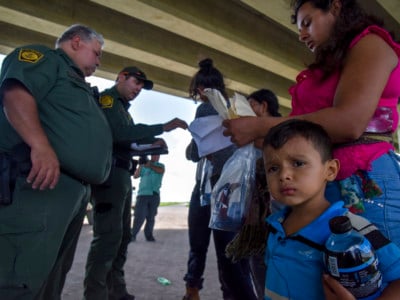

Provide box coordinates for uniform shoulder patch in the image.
[18,49,44,63]
[99,95,114,108]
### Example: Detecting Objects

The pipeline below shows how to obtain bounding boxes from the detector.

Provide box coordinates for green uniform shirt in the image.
[98,86,164,161]
[0,45,113,184]
[137,162,165,196]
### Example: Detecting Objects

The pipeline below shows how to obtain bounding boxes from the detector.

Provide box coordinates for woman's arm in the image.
[223,34,398,146]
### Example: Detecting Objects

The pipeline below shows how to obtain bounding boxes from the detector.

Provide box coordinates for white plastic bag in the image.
[202,88,257,231]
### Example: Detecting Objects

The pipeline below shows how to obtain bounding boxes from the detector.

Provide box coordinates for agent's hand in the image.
[28,143,60,190]
[323,274,356,300]
[163,118,188,132]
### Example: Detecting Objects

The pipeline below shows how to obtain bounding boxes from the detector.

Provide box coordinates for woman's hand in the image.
[222,116,262,146]
[222,116,283,147]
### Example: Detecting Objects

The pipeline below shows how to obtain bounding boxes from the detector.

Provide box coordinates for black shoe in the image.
[146,236,156,242]
[119,293,135,300]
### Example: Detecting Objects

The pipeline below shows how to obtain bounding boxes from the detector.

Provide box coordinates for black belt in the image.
[114,158,132,171]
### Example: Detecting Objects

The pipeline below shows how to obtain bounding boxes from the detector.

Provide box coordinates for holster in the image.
[130,158,138,176]
[97,157,138,189]
[0,143,31,206]
[99,158,116,188]
[0,153,14,205]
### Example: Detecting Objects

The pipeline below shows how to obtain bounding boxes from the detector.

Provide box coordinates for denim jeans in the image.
[131,193,160,239]
[326,151,400,248]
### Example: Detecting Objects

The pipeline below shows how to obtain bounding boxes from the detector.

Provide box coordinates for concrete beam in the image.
[377,0,400,23]
[0,1,295,107]
[90,0,304,80]
[239,0,295,33]
[1,0,398,113]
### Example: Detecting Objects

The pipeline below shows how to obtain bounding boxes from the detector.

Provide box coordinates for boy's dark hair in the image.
[263,119,333,162]
[247,89,282,117]
[189,58,229,100]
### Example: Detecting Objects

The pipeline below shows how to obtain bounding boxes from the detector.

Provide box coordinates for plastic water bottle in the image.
[157,276,171,285]
[324,216,382,300]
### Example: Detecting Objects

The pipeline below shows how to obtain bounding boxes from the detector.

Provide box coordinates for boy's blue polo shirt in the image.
[265,201,400,300]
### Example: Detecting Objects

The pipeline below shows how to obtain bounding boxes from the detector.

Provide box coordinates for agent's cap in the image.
[119,66,153,90]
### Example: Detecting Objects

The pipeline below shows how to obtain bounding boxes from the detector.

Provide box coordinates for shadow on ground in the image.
[62,204,220,300]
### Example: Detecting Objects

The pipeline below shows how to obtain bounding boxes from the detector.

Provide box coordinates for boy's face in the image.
[263,136,338,209]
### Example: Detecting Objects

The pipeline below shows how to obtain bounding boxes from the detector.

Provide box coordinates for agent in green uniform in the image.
[84,66,187,300]
[0,24,113,300]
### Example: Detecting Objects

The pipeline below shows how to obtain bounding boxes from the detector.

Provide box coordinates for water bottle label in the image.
[327,256,382,298]
[327,256,340,277]
[325,215,382,299]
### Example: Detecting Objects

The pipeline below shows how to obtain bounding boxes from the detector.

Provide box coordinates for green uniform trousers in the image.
[0,174,90,300]
[84,167,132,300]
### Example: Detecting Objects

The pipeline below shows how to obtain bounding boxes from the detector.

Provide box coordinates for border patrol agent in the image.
[0,24,113,300]
[84,66,187,300]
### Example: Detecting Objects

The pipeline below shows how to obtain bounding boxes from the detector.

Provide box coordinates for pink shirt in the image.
[289,26,400,179]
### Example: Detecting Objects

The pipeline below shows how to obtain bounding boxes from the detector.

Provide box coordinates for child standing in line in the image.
[262,119,400,300]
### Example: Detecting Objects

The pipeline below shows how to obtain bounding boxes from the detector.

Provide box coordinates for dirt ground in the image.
[62,203,221,300]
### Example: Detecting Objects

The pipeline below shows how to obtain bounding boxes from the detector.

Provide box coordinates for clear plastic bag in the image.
[200,159,213,206]
[209,144,256,232]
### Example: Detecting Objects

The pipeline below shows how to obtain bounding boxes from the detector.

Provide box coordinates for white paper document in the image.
[189,115,233,157]
[203,88,256,119]
[130,143,162,151]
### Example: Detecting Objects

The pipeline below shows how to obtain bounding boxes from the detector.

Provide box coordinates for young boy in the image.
[262,119,400,300]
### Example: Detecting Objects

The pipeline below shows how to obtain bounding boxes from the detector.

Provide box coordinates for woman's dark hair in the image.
[290,0,385,77]
[247,89,282,117]
[189,58,229,100]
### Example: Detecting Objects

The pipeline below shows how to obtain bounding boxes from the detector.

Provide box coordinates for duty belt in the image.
[115,158,133,171]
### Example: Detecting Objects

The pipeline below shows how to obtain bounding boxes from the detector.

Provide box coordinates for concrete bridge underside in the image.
[0,0,399,115]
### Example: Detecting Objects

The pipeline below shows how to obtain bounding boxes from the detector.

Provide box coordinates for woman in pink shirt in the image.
[223,0,400,249]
